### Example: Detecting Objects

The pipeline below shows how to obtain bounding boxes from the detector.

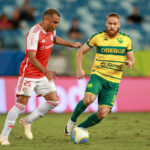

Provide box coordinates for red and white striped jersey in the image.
[19,24,56,78]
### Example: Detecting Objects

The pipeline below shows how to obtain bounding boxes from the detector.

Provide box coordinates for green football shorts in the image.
[85,74,119,108]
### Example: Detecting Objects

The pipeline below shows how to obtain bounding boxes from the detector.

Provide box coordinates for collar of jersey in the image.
[38,23,48,34]
[105,32,119,39]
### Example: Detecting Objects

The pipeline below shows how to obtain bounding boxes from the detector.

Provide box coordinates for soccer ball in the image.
[71,127,89,144]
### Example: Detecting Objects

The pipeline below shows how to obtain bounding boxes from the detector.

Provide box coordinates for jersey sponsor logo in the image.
[107,62,123,70]
[98,46,126,55]
[101,48,125,54]
[40,44,53,50]
[96,61,123,70]
[117,37,123,43]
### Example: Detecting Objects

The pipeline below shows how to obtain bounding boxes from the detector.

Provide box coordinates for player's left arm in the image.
[125,37,135,69]
[54,36,82,48]
[125,51,135,69]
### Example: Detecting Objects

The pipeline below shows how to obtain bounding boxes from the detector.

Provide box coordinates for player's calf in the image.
[20,100,59,140]
[27,100,59,123]
[83,93,96,106]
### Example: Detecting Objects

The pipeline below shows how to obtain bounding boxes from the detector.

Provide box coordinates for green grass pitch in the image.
[0,113,150,150]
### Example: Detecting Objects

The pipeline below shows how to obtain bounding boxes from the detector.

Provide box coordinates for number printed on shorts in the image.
[24,80,31,87]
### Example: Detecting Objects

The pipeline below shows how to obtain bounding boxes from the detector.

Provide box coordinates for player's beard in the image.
[48,26,54,32]
[106,27,119,37]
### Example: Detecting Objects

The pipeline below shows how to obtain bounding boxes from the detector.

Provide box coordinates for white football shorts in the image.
[16,76,56,97]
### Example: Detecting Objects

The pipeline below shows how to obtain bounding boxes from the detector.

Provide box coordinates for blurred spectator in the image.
[68,18,83,40]
[127,7,143,25]
[20,7,35,22]
[18,0,35,22]
[10,9,21,29]
[0,14,13,31]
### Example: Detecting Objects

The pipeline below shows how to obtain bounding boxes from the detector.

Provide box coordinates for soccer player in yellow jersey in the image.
[64,13,135,135]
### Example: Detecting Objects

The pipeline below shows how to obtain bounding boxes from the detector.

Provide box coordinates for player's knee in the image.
[83,94,96,106]
[83,98,93,106]
[83,100,89,106]
[17,95,29,105]
[46,96,58,101]
[44,92,58,101]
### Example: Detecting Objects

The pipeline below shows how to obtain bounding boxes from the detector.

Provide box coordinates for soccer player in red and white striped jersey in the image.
[0,9,81,145]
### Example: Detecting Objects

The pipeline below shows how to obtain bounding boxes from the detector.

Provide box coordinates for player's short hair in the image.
[107,13,120,20]
[43,9,60,18]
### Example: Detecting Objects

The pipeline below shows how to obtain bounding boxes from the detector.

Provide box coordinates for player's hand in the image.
[125,60,133,69]
[76,69,85,79]
[45,70,56,80]
[72,42,82,48]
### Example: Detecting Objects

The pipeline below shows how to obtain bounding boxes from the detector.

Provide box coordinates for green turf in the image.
[0,113,150,150]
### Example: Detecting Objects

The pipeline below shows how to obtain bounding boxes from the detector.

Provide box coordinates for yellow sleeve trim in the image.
[98,104,112,109]
[85,92,97,98]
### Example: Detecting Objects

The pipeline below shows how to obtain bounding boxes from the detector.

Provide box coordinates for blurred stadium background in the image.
[0,0,150,113]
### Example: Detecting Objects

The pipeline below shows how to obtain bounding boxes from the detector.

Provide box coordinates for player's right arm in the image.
[28,51,56,80]
[76,43,91,79]
[54,36,82,48]
[76,33,97,79]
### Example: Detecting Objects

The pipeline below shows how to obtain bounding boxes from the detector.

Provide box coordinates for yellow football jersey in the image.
[86,31,133,83]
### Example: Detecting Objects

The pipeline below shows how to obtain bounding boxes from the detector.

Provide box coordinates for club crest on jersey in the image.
[117,37,123,43]
[42,39,45,43]
[87,83,93,88]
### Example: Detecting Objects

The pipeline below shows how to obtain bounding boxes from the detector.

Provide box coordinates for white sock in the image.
[1,103,25,137]
[27,100,59,123]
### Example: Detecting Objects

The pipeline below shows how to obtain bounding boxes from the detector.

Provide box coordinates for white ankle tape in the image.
[47,100,59,107]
